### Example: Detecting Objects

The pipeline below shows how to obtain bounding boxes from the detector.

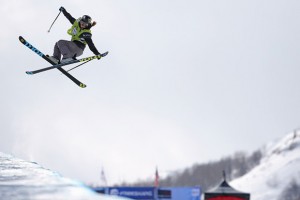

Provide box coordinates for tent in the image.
[204,179,250,200]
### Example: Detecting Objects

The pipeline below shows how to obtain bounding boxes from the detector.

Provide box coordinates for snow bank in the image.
[0,152,129,200]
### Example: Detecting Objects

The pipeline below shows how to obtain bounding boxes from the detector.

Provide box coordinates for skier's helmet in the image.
[80,15,92,25]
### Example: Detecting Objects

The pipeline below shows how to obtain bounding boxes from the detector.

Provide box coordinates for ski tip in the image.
[26,71,33,75]
[19,36,25,43]
[102,51,109,57]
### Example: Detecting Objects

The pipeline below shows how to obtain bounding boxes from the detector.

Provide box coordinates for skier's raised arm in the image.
[59,7,75,24]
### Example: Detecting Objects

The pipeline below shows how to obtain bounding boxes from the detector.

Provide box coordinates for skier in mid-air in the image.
[49,6,102,63]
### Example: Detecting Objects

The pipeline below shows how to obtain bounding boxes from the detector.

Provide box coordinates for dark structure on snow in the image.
[204,172,250,200]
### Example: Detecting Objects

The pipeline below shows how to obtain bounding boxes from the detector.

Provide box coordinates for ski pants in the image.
[53,40,83,60]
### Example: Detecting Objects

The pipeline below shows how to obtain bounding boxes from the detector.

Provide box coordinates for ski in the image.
[19,36,87,88]
[26,52,108,75]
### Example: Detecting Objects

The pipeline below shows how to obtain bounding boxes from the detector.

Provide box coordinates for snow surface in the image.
[230,131,300,200]
[0,152,130,200]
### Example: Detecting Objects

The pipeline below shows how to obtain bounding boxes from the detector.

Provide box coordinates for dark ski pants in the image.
[53,40,83,60]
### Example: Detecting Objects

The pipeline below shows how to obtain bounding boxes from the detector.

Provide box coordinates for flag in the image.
[100,167,107,186]
[154,167,159,187]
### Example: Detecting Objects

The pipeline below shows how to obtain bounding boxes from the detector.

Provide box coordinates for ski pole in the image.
[67,60,92,72]
[47,11,61,33]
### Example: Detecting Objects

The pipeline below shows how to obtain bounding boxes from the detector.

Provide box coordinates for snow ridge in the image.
[231,131,300,200]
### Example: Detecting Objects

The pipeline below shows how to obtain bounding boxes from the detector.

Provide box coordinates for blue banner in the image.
[109,187,155,200]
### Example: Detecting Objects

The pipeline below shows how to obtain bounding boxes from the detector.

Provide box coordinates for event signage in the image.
[109,187,155,200]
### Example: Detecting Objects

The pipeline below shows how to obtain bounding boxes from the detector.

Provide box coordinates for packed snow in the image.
[231,130,300,200]
[0,152,130,200]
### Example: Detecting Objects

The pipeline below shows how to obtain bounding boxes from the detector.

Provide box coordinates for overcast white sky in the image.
[1,0,300,185]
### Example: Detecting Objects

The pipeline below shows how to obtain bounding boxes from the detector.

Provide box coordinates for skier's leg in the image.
[57,40,83,59]
[53,41,61,60]
[57,40,72,59]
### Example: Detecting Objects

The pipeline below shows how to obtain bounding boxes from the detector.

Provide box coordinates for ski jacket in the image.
[62,9,100,55]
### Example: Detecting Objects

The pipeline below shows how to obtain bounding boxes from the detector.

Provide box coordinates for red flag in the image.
[154,167,159,187]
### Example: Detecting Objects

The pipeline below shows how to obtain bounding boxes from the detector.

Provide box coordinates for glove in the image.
[59,6,65,12]
[95,52,108,60]
[96,54,102,60]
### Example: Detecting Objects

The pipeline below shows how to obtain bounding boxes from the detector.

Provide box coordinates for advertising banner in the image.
[109,187,155,200]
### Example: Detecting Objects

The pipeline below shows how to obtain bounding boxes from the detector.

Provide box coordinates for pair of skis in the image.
[19,36,108,88]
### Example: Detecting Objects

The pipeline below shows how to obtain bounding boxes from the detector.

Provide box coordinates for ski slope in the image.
[231,131,300,200]
[0,152,129,200]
